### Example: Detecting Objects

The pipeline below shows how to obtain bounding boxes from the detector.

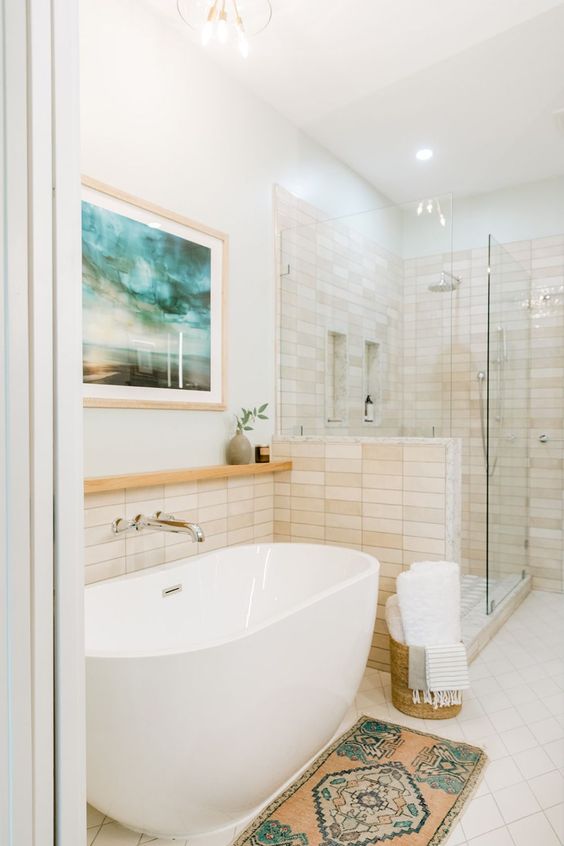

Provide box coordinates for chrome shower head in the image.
[428,271,462,292]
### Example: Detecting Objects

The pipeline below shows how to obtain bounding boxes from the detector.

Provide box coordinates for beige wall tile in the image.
[325,485,362,502]
[362,444,403,461]
[85,539,125,566]
[326,444,362,460]
[125,484,164,504]
[84,489,125,509]
[85,558,126,584]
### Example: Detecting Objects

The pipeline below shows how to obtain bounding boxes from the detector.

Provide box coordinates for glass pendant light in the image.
[178,0,272,58]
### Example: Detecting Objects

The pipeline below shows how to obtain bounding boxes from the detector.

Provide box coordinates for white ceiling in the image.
[147,0,564,202]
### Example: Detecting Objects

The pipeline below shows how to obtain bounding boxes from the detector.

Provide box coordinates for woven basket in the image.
[389,636,462,720]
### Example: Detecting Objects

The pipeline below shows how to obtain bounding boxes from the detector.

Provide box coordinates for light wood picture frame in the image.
[81,177,228,410]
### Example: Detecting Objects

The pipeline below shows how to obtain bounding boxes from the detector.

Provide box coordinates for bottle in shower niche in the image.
[364,394,374,423]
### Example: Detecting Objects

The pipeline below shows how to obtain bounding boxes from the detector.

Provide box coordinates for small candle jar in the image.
[255,445,270,464]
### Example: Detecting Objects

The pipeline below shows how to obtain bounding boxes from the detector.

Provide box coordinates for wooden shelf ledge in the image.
[84,460,292,494]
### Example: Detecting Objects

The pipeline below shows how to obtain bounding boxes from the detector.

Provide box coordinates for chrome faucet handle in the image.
[112,517,137,535]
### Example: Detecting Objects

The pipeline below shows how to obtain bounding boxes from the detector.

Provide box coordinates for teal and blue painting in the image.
[82,201,212,391]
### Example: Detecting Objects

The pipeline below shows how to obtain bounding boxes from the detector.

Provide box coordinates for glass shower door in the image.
[486,236,531,612]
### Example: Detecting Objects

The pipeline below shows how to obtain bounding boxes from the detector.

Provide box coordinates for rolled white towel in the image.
[410,560,461,641]
[411,560,459,576]
[397,561,461,646]
[385,595,406,644]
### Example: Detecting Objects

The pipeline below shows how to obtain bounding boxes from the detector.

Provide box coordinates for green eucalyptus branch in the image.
[235,403,269,434]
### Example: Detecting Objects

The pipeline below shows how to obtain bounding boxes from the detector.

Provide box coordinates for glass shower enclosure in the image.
[486,236,531,612]
[276,189,531,627]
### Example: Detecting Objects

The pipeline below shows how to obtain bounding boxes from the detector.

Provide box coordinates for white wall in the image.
[403,176,564,258]
[81,0,391,476]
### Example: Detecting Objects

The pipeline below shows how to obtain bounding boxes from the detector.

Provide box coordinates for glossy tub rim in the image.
[85,542,379,660]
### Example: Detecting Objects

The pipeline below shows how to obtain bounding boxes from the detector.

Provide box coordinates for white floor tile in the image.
[509,812,561,846]
[461,716,497,742]
[358,674,381,693]
[488,707,524,733]
[476,781,493,801]
[356,688,387,709]
[478,692,512,714]
[493,780,541,823]
[467,827,515,846]
[474,734,507,763]
[484,756,523,792]
[89,822,142,845]
[459,699,486,721]
[505,683,538,706]
[190,827,236,846]
[472,677,503,698]
[499,725,538,755]
[496,670,523,689]
[513,745,557,779]
[515,698,551,725]
[528,770,564,810]
[356,700,391,720]
[461,795,505,840]
[87,805,105,829]
[544,738,564,769]
[545,803,564,844]
[535,677,562,699]
[545,661,564,678]
[520,664,549,684]
[545,693,564,718]
[530,717,564,745]
[447,822,467,845]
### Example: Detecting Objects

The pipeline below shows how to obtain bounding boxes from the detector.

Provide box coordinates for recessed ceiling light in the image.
[416,148,433,161]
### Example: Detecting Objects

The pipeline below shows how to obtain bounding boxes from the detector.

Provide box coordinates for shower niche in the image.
[326,330,347,424]
[363,340,381,425]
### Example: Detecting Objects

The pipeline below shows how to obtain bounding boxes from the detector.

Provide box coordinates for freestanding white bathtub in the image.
[85,543,379,839]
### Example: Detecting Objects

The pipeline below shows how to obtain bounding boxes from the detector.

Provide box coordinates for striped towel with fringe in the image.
[413,642,469,708]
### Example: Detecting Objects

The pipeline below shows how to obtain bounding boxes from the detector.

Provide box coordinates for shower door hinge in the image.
[524,538,529,550]
[521,569,526,580]
[489,599,496,614]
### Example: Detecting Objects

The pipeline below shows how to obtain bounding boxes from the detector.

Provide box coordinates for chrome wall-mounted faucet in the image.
[112,511,205,543]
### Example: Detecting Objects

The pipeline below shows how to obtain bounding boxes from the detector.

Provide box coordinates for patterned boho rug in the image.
[234,716,486,846]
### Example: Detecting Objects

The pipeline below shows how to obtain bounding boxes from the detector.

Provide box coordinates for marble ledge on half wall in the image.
[272,435,459,445]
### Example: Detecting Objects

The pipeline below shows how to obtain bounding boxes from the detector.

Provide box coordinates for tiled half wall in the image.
[272,436,461,670]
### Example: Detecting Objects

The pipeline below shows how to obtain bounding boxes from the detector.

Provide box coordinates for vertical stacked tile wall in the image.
[272,436,461,670]
[527,235,563,592]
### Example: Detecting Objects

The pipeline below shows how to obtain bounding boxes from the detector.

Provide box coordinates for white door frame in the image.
[52,0,87,840]
[0,0,85,844]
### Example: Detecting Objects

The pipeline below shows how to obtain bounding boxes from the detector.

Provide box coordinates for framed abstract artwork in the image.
[81,177,227,409]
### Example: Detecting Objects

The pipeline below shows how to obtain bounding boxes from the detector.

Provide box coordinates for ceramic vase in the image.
[226,432,252,465]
